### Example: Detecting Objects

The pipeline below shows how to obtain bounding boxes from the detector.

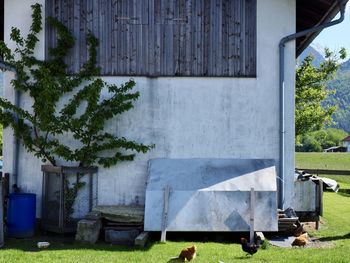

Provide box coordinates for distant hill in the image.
[298,46,325,67]
[340,58,350,72]
[326,57,350,132]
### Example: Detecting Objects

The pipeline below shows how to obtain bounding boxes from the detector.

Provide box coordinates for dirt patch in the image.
[305,237,334,249]
[303,221,317,231]
[268,235,334,249]
[302,220,328,232]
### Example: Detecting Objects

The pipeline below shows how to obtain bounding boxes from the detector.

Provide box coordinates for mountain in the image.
[340,58,350,72]
[310,43,326,57]
[298,45,325,67]
[326,57,350,132]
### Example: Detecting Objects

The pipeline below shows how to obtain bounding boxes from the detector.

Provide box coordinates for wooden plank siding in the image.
[46,0,256,77]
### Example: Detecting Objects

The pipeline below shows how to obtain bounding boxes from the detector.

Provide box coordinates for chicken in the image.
[169,245,197,262]
[240,235,262,256]
[293,220,305,237]
[179,245,197,261]
[292,233,309,247]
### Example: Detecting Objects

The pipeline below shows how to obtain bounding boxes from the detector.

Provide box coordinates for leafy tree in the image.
[296,133,322,152]
[0,4,153,167]
[296,128,347,152]
[325,128,348,145]
[296,48,346,142]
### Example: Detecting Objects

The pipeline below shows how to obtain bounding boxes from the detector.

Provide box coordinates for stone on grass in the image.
[135,231,149,247]
[75,219,101,244]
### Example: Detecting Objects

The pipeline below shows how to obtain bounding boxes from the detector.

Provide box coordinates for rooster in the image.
[293,220,305,237]
[240,235,262,256]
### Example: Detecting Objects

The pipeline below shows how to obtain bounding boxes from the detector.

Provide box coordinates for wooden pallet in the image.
[278,209,299,233]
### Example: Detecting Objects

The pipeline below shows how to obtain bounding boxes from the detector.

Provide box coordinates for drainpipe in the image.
[278,1,346,209]
[0,60,19,188]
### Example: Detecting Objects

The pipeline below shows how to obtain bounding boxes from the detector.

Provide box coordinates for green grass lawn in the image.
[296,152,350,189]
[1,153,350,262]
[296,152,350,170]
[2,191,350,262]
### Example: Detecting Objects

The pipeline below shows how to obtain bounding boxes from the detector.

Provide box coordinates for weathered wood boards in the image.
[46,0,256,77]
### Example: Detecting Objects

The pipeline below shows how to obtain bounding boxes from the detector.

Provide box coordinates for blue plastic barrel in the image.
[7,193,36,238]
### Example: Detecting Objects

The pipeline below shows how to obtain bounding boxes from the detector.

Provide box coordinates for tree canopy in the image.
[296,48,346,142]
[296,128,347,152]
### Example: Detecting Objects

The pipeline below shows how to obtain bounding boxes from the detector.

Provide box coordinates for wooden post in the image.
[316,179,323,230]
[250,187,255,243]
[316,220,320,230]
[319,179,323,216]
[161,185,170,242]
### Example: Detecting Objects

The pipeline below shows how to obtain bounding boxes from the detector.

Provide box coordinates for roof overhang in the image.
[296,0,349,57]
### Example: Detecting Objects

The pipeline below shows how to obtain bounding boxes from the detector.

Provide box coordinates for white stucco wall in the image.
[3,0,296,216]
[343,141,350,152]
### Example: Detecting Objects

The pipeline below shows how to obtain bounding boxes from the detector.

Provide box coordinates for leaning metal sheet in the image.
[144,159,278,232]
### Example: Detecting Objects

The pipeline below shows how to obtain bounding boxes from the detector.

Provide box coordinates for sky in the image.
[312,3,350,56]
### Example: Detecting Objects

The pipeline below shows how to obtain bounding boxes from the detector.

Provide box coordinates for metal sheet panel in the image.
[294,180,316,212]
[144,159,278,232]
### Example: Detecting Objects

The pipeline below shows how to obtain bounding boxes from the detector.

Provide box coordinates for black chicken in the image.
[293,220,305,237]
[240,235,262,256]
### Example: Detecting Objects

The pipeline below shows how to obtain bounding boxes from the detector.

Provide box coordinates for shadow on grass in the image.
[338,189,350,197]
[3,236,155,253]
[2,231,247,254]
[166,258,183,263]
[3,231,249,254]
[233,256,252,260]
[162,231,246,243]
[319,233,350,242]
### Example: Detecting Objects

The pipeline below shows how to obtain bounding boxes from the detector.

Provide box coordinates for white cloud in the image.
[347,3,350,12]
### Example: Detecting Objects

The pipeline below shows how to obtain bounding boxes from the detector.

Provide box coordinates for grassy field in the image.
[1,153,350,262]
[2,191,350,263]
[296,152,350,189]
[296,152,350,170]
